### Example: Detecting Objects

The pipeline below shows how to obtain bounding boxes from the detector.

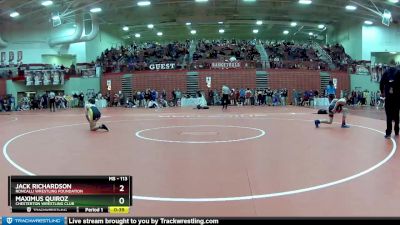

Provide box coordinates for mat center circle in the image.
[135,125,266,144]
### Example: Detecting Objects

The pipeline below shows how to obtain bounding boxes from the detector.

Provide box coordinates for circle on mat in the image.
[135,125,266,144]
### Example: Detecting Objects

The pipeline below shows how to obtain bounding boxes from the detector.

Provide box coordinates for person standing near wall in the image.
[49,91,56,112]
[380,66,400,139]
[326,80,336,103]
[221,85,230,110]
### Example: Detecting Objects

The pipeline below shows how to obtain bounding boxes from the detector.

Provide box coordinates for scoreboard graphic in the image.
[8,176,132,213]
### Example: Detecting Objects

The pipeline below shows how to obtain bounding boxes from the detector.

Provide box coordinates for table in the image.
[313,98,329,107]
[95,99,107,108]
[181,97,207,107]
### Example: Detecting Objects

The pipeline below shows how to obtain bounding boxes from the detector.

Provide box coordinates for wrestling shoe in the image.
[101,124,109,131]
[341,124,350,128]
[385,134,391,139]
[314,120,320,128]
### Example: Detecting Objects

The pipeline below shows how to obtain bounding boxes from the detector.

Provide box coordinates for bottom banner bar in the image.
[11,207,109,213]
[67,218,220,225]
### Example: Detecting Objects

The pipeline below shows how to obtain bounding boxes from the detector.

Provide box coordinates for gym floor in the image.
[1,106,399,217]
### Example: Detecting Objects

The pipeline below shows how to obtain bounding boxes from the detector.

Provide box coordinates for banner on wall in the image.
[355,65,370,75]
[9,51,14,65]
[81,69,96,78]
[370,68,378,82]
[25,72,34,86]
[96,66,101,77]
[17,51,23,62]
[206,76,211,88]
[34,71,44,85]
[333,78,338,89]
[211,62,241,69]
[0,52,5,66]
[107,80,112,91]
[25,70,65,86]
[149,63,176,70]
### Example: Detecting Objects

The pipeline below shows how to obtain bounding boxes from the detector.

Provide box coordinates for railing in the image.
[273,60,329,70]
[0,67,18,78]
[311,42,335,69]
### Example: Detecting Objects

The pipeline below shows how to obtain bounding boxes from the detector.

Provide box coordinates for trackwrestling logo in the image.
[2,217,65,225]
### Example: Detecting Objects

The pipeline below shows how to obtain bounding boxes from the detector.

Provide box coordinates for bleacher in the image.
[96,39,356,73]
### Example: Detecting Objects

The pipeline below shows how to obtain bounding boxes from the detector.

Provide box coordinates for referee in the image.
[326,80,336,103]
[380,66,400,139]
[221,85,230,110]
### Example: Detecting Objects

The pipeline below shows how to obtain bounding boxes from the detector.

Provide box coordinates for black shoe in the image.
[101,124,109,132]
[384,134,391,139]
[314,120,320,128]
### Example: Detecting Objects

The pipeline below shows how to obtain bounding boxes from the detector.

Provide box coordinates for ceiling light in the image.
[52,15,60,20]
[299,0,312,4]
[253,29,259,34]
[147,24,154,29]
[41,1,53,6]
[383,11,392,19]
[157,32,163,36]
[243,0,256,2]
[309,32,314,35]
[195,0,208,2]
[190,30,197,34]
[388,0,399,3]
[318,24,325,29]
[256,20,263,25]
[90,8,102,13]
[345,5,357,10]
[218,21,224,24]
[123,26,129,31]
[219,29,225,33]
[364,20,373,25]
[10,12,20,17]
[135,33,141,38]
[137,1,151,6]
[186,22,191,26]
[390,52,397,54]
[290,22,297,27]
[283,30,289,35]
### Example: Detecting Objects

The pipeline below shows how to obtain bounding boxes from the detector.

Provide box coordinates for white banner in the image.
[107,79,112,91]
[206,76,211,88]
[25,70,65,86]
[333,78,338,89]
[211,62,241,69]
[149,63,176,70]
